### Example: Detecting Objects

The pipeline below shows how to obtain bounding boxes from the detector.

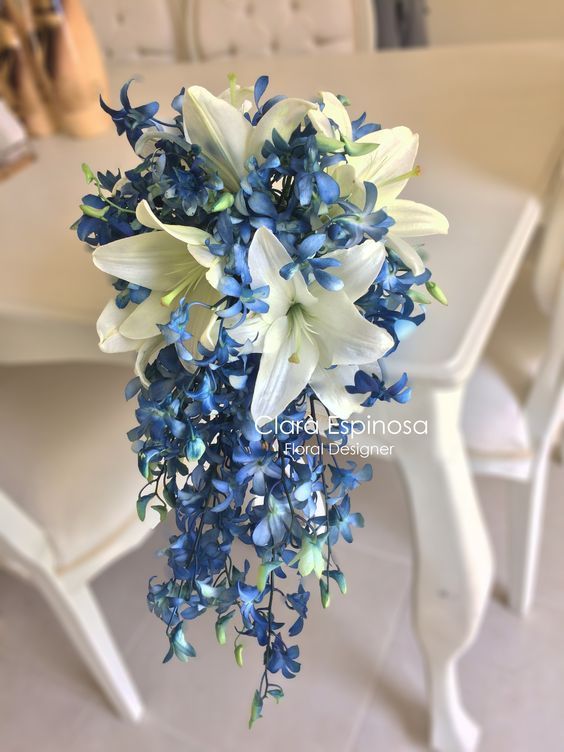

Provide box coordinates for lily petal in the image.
[248,227,316,317]
[218,83,254,112]
[134,336,164,385]
[183,85,251,191]
[247,98,315,163]
[310,365,365,419]
[351,126,419,205]
[136,200,211,247]
[386,233,426,275]
[228,312,270,352]
[251,316,318,426]
[96,299,137,353]
[317,91,353,139]
[119,291,171,340]
[93,231,191,291]
[386,199,449,236]
[322,239,386,302]
[311,290,394,367]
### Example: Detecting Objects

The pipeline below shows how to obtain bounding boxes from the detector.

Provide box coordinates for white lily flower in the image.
[93,200,223,378]
[182,86,317,192]
[229,227,392,424]
[311,93,448,275]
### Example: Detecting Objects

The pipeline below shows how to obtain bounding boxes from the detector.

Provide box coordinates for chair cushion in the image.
[463,360,531,461]
[0,363,147,570]
[485,254,549,402]
[190,0,357,60]
[83,0,181,63]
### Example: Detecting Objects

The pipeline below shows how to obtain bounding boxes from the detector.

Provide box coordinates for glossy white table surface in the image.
[2,42,564,379]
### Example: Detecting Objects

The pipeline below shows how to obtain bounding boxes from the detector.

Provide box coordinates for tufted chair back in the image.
[82,0,186,63]
[186,0,374,61]
[82,0,374,63]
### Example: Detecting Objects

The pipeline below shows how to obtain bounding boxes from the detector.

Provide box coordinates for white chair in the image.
[82,0,375,64]
[0,362,157,720]
[185,0,375,61]
[462,174,564,615]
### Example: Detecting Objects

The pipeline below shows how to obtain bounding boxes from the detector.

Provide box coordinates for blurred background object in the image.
[0,0,108,139]
[427,0,564,44]
[0,97,34,177]
[374,0,428,48]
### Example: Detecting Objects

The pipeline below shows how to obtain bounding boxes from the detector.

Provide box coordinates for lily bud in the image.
[425,281,448,306]
[342,136,379,157]
[80,203,108,220]
[211,192,235,212]
[315,134,345,153]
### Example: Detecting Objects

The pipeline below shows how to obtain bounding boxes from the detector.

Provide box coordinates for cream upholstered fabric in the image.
[186,0,374,61]
[82,0,185,62]
[483,254,549,402]
[463,360,531,460]
[462,253,549,466]
[82,0,374,63]
[0,363,144,570]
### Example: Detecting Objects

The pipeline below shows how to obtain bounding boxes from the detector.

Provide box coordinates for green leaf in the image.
[234,643,244,667]
[425,281,448,306]
[80,203,109,220]
[151,503,168,524]
[249,690,263,729]
[267,688,284,703]
[136,493,155,522]
[328,569,348,595]
[164,623,196,663]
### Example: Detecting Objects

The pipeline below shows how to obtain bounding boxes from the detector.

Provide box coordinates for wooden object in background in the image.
[31,0,109,137]
[0,8,54,135]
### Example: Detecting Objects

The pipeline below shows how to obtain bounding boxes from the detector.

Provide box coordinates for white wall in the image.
[427,0,564,45]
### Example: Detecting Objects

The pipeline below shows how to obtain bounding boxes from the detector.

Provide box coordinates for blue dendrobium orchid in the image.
[77,73,448,726]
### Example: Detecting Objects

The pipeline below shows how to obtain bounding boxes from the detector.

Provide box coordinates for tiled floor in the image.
[1,459,563,752]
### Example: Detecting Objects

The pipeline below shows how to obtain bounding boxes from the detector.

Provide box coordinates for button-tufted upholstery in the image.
[187,0,374,61]
[82,0,186,62]
[82,0,374,63]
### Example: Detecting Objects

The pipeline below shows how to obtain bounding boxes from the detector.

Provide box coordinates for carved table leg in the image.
[393,384,493,751]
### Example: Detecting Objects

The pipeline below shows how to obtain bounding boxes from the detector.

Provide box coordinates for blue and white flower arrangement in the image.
[76,75,448,725]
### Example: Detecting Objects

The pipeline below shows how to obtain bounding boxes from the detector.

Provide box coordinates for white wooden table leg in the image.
[394,384,494,752]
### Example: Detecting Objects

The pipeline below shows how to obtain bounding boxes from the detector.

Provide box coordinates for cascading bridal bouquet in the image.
[75,75,448,725]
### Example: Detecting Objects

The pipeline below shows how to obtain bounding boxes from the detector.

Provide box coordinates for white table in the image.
[2,42,564,751]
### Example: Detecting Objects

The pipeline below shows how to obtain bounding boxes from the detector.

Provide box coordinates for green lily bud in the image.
[249,690,263,729]
[81,162,97,184]
[343,137,379,157]
[320,579,331,609]
[235,643,244,667]
[408,289,432,305]
[425,281,448,306]
[211,192,235,212]
[315,134,345,153]
[215,621,227,646]
[80,203,109,220]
